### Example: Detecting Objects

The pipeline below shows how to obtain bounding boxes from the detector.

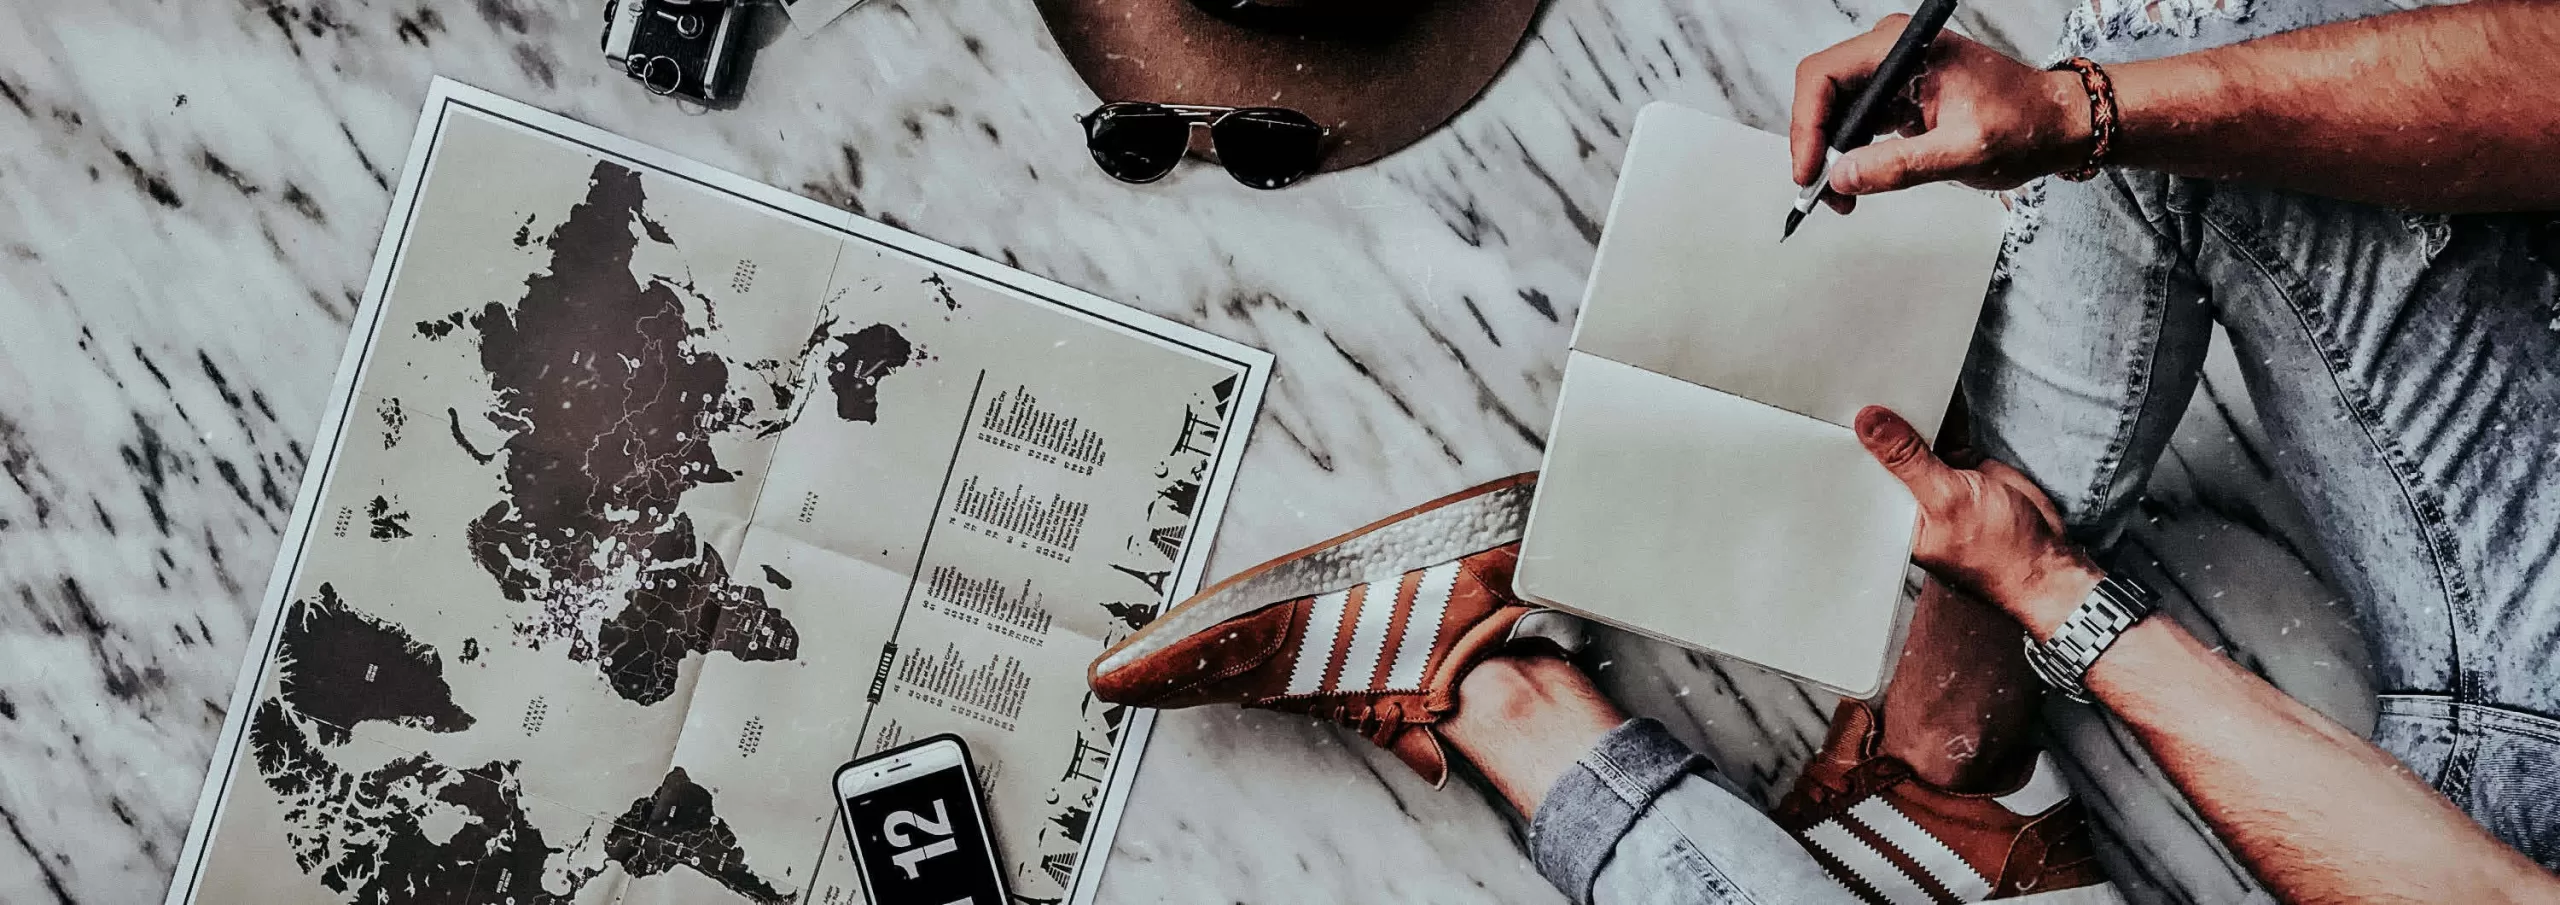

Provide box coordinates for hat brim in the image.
[1036,0,1543,172]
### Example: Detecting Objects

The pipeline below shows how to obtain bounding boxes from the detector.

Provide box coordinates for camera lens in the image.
[632,55,684,95]
[653,9,706,37]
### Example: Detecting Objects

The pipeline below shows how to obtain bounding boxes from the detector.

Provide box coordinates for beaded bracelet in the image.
[2052,56,2118,182]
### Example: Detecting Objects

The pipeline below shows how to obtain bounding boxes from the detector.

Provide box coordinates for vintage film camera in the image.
[602,0,748,104]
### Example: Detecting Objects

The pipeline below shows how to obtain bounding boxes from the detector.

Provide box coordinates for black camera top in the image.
[602,0,748,104]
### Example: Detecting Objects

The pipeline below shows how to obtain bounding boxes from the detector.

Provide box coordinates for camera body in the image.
[602,0,746,104]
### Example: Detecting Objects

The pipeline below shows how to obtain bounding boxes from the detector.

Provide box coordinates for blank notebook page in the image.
[1567,105,2003,442]
[1516,104,2004,698]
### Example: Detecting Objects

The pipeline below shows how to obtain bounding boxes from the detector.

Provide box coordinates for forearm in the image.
[2093,619,2552,903]
[2104,0,2560,212]
[2016,570,2556,903]
[1854,409,2558,901]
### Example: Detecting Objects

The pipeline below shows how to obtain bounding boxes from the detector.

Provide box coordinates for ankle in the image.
[1457,654,1562,724]
[1892,737,2036,791]
[1443,654,1626,816]
[1877,692,2039,792]
[1876,583,2047,792]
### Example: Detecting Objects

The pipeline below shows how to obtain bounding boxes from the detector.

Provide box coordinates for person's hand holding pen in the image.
[1790,14,2097,215]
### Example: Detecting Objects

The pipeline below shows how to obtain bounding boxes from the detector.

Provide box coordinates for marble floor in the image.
[0,0,2365,903]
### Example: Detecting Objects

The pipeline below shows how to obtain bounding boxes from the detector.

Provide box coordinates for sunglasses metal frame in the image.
[1077,102,1331,189]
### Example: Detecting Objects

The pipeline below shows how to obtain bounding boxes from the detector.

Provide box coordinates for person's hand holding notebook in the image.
[1516,103,2006,697]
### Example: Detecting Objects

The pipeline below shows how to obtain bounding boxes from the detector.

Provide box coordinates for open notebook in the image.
[1515,103,2006,698]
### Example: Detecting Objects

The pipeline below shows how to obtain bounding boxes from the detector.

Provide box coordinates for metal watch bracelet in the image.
[2023,573,2160,703]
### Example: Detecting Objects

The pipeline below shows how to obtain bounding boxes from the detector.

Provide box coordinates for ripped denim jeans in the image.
[1970,0,2560,867]
[1525,1,2560,903]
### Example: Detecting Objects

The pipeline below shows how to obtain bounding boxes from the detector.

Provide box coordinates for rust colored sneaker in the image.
[1774,701,2123,905]
[1089,474,1579,788]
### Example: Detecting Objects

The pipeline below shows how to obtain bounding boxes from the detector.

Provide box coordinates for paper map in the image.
[164,80,1270,905]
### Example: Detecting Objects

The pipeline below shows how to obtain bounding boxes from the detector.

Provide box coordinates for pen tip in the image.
[1781,209,1804,241]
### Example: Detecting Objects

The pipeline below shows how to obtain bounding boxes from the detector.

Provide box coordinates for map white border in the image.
[162,76,1274,905]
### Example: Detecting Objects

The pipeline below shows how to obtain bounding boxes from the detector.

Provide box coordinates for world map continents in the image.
[244,159,915,903]
[254,583,794,904]
[188,92,1271,905]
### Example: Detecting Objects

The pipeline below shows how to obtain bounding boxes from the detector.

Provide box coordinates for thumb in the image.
[1829,131,1974,196]
[1856,406,1963,508]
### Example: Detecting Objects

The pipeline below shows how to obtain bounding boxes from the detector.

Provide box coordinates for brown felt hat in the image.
[1035,0,1543,172]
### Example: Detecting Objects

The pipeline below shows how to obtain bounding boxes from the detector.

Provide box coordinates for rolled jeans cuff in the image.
[1528,717,1709,905]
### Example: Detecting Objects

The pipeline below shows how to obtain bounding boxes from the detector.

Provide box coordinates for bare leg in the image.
[1876,579,2043,790]
[1440,654,1628,816]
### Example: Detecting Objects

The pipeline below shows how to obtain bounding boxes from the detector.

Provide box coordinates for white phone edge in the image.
[832,735,1010,903]
[833,736,970,798]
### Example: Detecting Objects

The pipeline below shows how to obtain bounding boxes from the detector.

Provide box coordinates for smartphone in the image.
[834,735,1009,905]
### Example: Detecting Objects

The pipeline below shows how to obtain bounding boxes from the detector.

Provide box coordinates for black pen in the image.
[1783,0,1963,240]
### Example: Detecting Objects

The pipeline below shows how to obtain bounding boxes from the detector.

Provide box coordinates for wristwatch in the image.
[2022,573,2159,703]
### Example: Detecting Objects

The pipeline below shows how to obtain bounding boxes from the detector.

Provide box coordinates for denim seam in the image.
[1583,723,1765,905]
[1531,759,1641,905]
[2197,210,2484,799]
[1536,719,1708,905]
[2375,696,2459,787]
[2473,710,2560,747]
[2396,697,2560,747]
[2076,170,2182,526]
[2376,694,2457,720]
[1646,799,1761,905]
[2195,212,2479,668]
[1587,749,1651,807]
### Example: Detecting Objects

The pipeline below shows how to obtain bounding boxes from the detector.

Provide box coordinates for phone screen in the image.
[845,764,1003,905]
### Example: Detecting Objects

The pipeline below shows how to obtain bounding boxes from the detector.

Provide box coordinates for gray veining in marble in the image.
[0,1,2361,903]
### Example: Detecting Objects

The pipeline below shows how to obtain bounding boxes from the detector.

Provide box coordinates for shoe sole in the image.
[1091,473,1538,680]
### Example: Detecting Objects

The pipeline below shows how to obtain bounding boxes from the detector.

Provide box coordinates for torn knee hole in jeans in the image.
[2058,0,2251,58]
[1988,181,2048,290]
[2400,213,2453,261]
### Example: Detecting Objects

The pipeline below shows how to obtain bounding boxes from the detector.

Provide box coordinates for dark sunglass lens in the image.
[1084,104,1190,183]
[1210,109,1326,189]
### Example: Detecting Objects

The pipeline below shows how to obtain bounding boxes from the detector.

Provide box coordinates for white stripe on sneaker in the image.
[1850,797,1992,902]
[1286,589,1351,696]
[1385,562,1460,689]
[1333,578,1400,692]
[1802,818,1937,905]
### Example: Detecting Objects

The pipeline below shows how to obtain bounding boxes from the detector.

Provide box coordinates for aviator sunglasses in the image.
[1078,102,1330,189]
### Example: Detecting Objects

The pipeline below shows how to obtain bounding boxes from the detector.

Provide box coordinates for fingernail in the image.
[1856,407,1888,440]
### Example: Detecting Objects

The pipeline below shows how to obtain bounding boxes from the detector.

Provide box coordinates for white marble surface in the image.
[0,1,2368,903]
